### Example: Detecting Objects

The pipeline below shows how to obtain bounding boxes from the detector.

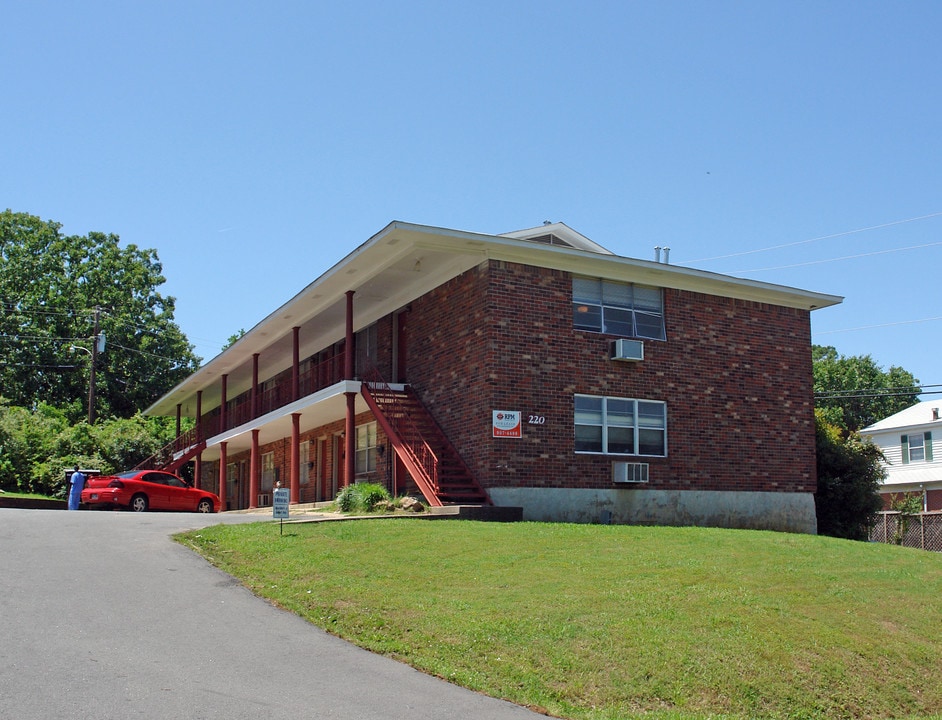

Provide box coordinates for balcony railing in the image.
[215,351,347,437]
[138,351,347,471]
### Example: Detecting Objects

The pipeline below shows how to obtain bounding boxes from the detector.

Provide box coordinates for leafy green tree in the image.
[814,410,886,540]
[0,400,70,494]
[813,345,920,432]
[0,210,200,421]
[888,492,924,545]
[0,400,178,496]
[223,329,246,350]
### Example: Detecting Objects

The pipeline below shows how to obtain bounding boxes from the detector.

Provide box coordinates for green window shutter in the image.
[901,434,910,464]
[926,432,934,462]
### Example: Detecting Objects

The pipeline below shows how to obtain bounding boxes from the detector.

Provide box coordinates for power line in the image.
[0,301,98,319]
[683,211,942,264]
[815,390,935,400]
[731,239,942,274]
[815,383,942,396]
[815,316,942,335]
[0,334,92,344]
[0,362,81,369]
[0,334,185,364]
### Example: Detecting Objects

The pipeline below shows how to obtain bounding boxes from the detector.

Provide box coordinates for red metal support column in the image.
[249,429,260,509]
[292,326,300,402]
[345,291,355,380]
[218,441,228,511]
[175,404,181,437]
[290,413,300,504]
[252,353,260,417]
[220,374,228,433]
[196,390,203,441]
[194,390,203,488]
[344,290,356,488]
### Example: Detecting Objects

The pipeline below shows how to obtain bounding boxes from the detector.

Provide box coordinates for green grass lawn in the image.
[177,520,942,720]
[0,491,59,500]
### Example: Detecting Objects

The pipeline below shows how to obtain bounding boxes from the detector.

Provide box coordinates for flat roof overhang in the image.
[194,381,369,462]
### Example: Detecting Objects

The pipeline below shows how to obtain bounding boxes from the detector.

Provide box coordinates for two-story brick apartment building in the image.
[145,221,841,532]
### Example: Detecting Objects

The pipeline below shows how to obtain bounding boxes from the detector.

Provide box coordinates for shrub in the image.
[334,482,392,513]
[357,483,390,510]
[335,485,358,513]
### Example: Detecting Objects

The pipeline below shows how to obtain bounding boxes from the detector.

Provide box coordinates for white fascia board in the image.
[146,220,841,416]
[454,232,842,311]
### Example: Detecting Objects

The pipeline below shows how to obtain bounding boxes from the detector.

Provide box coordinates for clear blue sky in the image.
[3,1,940,394]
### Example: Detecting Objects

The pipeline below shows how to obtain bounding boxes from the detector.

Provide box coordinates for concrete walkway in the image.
[0,508,544,720]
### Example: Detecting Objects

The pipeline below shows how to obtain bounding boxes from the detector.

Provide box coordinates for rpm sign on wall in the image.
[492,410,522,438]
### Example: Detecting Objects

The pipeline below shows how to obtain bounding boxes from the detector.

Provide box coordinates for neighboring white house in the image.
[861,400,942,511]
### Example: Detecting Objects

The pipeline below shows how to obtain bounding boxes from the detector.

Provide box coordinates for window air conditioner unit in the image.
[610,338,644,362]
[612,461,649,483]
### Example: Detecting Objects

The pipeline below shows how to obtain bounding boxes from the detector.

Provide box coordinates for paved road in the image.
[0,509,543,720]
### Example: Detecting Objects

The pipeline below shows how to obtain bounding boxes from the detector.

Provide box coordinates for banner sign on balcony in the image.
[492,410,522,438]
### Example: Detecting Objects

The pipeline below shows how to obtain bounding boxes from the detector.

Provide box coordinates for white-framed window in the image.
[575,395,667,456]
[902,432,933,464]
[356,422,378,475]
[572,277,665,340]
[261,451,276,490]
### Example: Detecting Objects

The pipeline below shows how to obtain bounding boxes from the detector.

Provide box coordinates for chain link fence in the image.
[869,511,942,552]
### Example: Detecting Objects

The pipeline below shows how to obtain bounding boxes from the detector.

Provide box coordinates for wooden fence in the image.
[869,511,942,552]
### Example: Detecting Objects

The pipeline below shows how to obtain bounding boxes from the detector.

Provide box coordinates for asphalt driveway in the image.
[0,508,543,720]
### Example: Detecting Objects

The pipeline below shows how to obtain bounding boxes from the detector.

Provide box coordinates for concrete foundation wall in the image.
[489,487,818,534]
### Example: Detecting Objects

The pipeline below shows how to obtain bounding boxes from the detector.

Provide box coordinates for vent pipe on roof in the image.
[654,246,661,262]
[933,408,939,421]
[662,246,671,264]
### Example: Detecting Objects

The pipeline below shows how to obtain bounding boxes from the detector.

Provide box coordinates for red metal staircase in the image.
[361,381,491,507]
[134,428,206,474]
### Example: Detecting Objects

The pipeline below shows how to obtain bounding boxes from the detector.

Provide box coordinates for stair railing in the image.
[133,424,202,471]
[360,362,440,493]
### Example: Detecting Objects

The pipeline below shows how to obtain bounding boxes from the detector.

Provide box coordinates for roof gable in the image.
[499,222,614,255]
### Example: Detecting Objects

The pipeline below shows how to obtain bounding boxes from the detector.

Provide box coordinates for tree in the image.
[0,400,69,494]
[813,345,920,433]
[0,210,200,421]
[814,410,886,540]
[0,399,179,496]
[223,328,246,351]
[888,492,924,545]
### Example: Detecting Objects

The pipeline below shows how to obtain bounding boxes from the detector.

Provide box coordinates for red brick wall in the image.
[882,489,942,512]
[406,259,816,495]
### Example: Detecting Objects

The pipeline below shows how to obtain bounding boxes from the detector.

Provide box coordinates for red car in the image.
[81,470,219,513]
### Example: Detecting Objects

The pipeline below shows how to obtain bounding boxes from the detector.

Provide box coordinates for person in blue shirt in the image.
[68,466,86,511]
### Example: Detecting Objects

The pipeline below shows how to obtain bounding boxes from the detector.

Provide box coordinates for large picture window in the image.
[574,395,667,456]
[573,277,665,340]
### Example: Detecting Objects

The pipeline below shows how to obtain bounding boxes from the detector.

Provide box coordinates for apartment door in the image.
[226,462,239,511]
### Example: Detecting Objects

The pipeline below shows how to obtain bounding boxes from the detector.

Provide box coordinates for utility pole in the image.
[88,306,100,424]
